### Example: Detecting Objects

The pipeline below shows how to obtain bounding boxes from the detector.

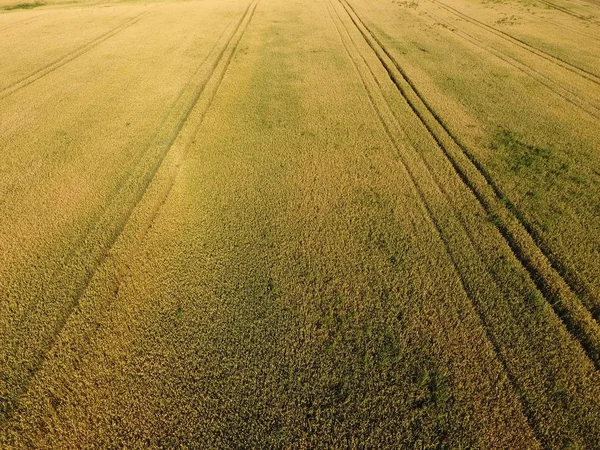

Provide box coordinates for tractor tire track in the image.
[348,0,600,325]
[430,0,600,86]
[538,16,600,42]
[0,7,238,213]
[0,4,240,339]
[0,15,41,33]
[340,0,600,369]
[537,0,600,24]
[326,0,546,446]
[0,0,258,426]
[116,0,261,286]
[0,9,153,100]
[422,8,600,119]
[398,0,600,320]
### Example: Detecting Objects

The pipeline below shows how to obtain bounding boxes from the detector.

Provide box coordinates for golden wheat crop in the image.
[1,0,599,447]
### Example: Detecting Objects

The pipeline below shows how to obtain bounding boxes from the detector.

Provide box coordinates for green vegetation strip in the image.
[2,2,44,10]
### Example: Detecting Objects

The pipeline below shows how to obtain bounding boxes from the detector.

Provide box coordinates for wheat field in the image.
[1,0,599,447]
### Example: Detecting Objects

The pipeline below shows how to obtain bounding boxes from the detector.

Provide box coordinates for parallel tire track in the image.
[537,0,600,24]
[0,6,238,340]
[422,8,600,118]
[0,9,152,100]
[362,0,600,319]
[430,0,600,86]
[340,0,600,369]
[119,0,261,269]
[0,0,258,425]
[423,1,600,320]
[325,0,544,446]
[538,17,600,42]
[538,16,600,41]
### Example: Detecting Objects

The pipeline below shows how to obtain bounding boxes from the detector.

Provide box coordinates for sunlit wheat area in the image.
[1,0,599,447]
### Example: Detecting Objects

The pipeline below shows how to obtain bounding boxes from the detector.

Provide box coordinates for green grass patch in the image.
[491,128,553,173]
[2,1,45,10]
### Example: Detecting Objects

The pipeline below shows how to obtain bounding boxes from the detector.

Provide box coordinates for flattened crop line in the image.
[130,1,260,254]
[0,15,40,33]
[0,0,258,425]
[345,0,600,324]
[345,0,600,362]
[542,18,600,43]
[422,8,600,119]
[430,0,600,86]
[0,6,238,214]
[0,9,153,100]
[325,1,544,445]
[340,0,600,370]
[537,0,600,23]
